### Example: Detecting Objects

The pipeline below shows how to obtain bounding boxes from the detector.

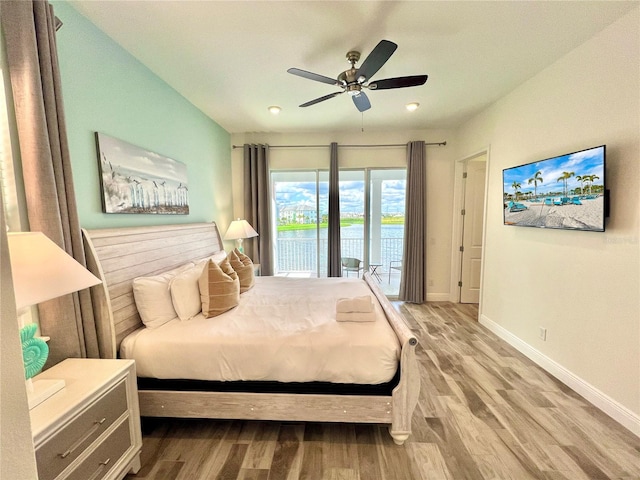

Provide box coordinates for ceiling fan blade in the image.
[356,40,397,82]
[368,75,428,90]
[300,91,343,107]
[352,91,371,112]
[287,68,340,86]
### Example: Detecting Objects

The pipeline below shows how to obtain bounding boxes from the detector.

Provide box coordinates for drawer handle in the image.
[59,418,108,458]
[87,458,111,480]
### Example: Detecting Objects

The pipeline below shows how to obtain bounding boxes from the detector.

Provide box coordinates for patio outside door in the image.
[339,168,406,297]
[271,170,328,277]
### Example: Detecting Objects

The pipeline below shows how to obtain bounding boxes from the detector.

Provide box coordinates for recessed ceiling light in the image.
[405,102,420,112]
[268,106,281,115]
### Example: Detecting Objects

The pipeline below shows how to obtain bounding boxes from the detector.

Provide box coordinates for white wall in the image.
[455,8,640,434]
[231,129,455,299]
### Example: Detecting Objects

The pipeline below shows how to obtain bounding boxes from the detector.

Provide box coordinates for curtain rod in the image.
[232,141,446,149]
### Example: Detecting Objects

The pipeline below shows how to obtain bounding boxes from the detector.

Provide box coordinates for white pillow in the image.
[132,263,195,329]
[170,264,205,320]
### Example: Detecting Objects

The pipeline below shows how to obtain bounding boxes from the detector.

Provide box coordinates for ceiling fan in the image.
[287,40,428,112]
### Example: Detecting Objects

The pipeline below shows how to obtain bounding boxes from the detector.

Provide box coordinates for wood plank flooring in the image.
[125,302,640,480]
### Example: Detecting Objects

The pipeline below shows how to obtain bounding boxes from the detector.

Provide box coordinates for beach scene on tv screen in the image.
[503,146,605,231]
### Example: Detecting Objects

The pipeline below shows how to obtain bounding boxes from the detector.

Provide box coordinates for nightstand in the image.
[30,358,142,480]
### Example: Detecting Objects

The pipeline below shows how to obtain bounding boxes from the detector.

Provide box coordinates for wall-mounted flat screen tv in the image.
[503,145,606,232]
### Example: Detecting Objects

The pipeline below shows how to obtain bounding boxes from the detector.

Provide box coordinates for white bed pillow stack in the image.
[167,251,233,321]
[133,251,249,326]
[132,262,195,328]
[169,264,205,321]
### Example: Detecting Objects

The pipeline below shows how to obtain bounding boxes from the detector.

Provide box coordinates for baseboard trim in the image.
[480,313,640,438]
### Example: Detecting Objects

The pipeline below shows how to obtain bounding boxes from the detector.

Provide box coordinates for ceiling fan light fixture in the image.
[287,40,428,113]
[268,106,281,115]
[405,102,420,112]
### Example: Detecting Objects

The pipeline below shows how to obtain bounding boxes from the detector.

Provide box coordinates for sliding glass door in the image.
[339,168,406,296]
[338,170,365,271]
[271,171,328,277]
[271,168,406,295]
[369,169,406,296]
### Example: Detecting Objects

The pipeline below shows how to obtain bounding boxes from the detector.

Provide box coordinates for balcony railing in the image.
[275,237,403,275]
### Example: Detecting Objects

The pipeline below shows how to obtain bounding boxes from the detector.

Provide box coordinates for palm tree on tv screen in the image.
[557,171,574,197]
[511,181,521,200]
[528,171,543,199]
[575,174,587,195]
[585,174,600,194]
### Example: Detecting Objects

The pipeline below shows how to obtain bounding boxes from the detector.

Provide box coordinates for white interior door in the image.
[460,156,486,303]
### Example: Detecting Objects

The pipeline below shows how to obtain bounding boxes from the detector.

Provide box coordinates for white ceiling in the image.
[68,1,636,134]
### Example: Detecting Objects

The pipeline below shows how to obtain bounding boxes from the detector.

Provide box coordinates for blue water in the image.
[278,224,404,239]
[276,224,404,273]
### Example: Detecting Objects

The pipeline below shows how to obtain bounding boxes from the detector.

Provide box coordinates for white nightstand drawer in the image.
[35,380,128,480]
[65,419,131,480]
[31,359,142,480]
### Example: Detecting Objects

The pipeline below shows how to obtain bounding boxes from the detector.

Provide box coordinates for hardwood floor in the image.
[125,302,640,480]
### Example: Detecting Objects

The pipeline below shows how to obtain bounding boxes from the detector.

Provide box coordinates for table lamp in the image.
[223,219,258,253]
[7,232,102,409]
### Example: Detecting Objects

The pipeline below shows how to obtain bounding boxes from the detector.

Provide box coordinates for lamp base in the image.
[27,378,65,410]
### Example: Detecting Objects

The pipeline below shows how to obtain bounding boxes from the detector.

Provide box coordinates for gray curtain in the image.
[243,144,273,275]
[327,142,341,276]
[399,141,426,303]
[1,0,99,363]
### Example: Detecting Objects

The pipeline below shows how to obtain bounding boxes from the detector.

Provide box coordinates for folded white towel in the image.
[336,312,376,322]
[336,296,373,314]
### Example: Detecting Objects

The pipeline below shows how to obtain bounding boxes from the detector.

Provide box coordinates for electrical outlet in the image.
[428,279,434,287]
[539,327,547,341]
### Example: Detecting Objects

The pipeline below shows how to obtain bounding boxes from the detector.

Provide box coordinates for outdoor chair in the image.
[508,201,527,212]
[388,260,402,283]
[341,257,363,277]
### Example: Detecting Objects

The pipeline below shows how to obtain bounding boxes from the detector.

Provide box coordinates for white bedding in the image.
[120,276,400,384]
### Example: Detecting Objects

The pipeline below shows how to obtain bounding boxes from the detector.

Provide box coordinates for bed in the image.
[82,222,419,445]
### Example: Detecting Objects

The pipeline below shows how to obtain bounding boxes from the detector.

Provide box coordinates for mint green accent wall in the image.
[52,2,232,230]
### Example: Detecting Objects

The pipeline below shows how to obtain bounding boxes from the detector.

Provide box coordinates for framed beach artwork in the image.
[502,145,606,232]
[95,133,189,215]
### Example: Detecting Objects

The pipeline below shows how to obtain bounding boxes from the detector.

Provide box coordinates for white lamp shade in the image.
[223,219,259,241]
[7,232,102,310]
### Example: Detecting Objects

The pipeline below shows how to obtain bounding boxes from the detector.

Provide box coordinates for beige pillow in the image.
[218,256,236,277]
[170,264,204,321]
[234,248,253,265]
[132,262,195,328]
[228,249,255,293]
[198,259,240,318]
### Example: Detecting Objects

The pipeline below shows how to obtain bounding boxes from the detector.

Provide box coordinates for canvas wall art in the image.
[96,133,189,214]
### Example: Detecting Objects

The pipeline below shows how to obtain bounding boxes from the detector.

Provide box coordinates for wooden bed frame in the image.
[82,222,420,445]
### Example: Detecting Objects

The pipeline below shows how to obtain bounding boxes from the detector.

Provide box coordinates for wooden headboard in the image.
[82,223,224,358]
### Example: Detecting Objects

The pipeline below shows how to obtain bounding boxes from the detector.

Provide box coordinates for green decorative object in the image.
[20,323,49,380]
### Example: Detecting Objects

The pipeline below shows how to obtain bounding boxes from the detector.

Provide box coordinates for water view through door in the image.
[272,169,406,296]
